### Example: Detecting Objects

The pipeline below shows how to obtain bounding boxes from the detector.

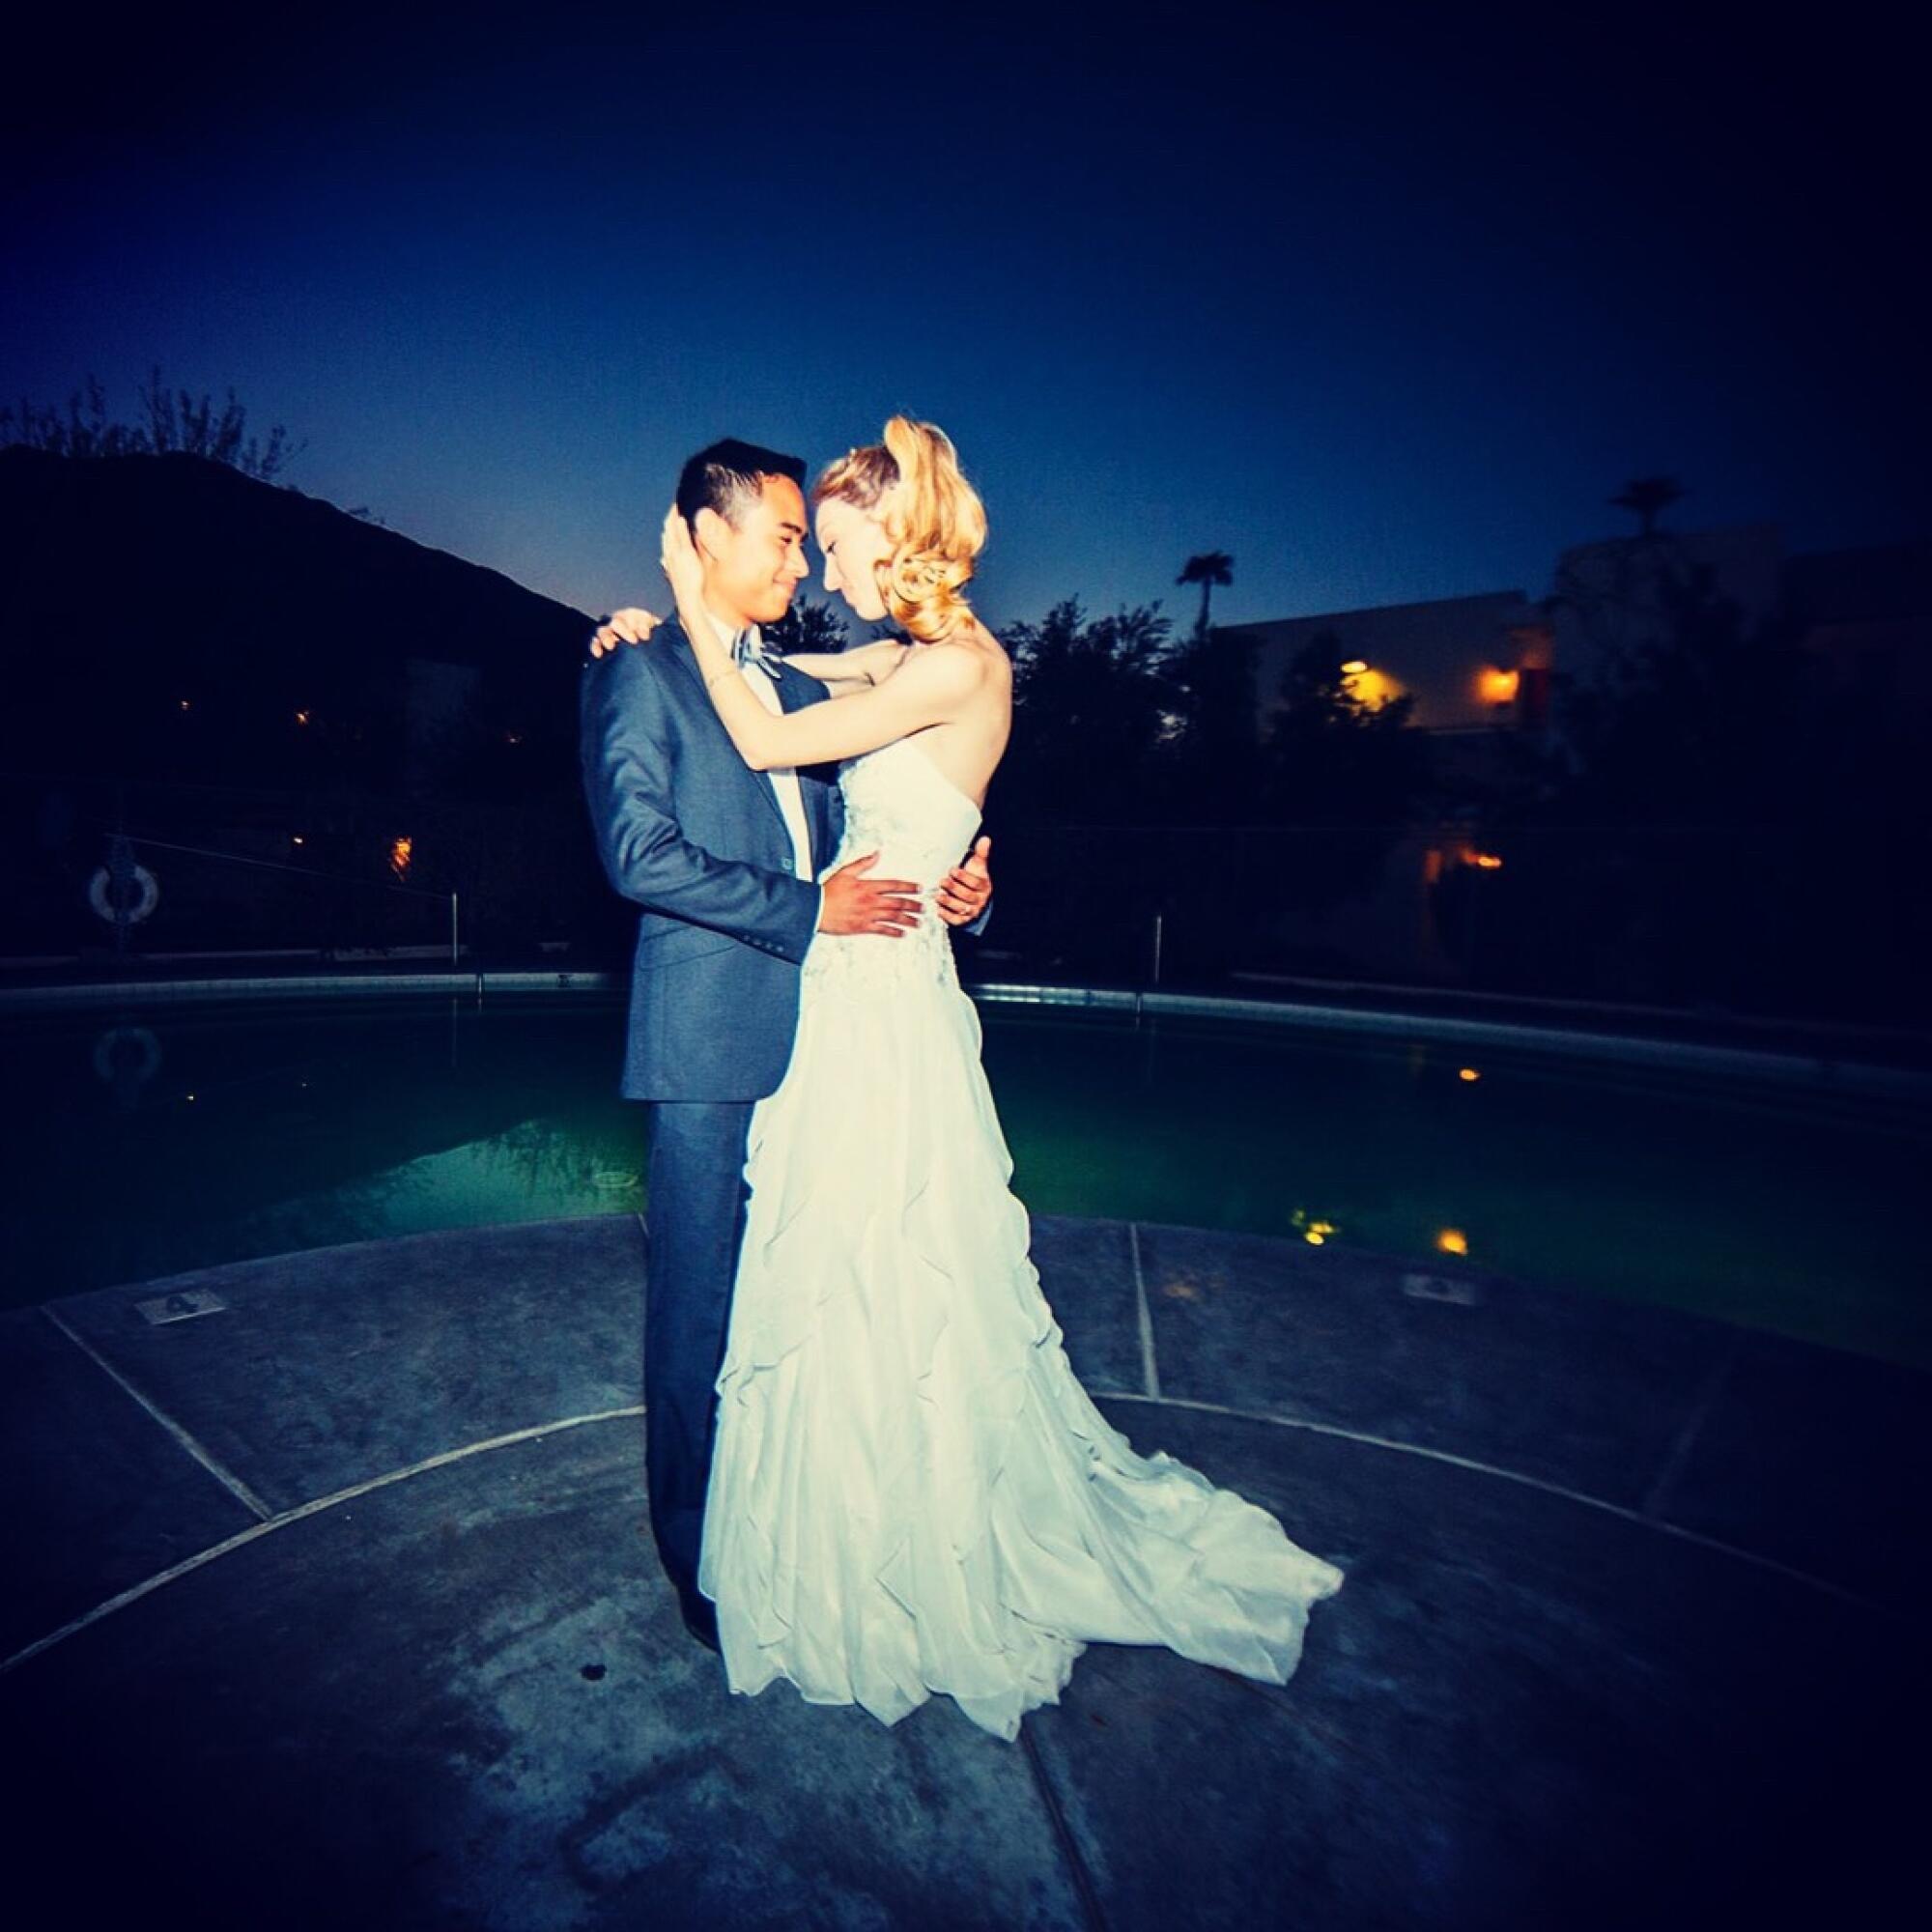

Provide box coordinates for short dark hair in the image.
[675,439,808,531]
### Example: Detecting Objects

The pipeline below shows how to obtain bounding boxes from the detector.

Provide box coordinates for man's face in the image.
[698,475,810,627]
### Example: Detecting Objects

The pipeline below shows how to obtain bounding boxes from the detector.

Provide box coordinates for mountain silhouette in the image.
[0,447,591,793]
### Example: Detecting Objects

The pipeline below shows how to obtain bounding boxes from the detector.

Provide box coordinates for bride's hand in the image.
[660,504,708,611]
[588,608,665,658]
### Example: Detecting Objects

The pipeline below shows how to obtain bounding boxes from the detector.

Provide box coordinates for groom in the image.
[579,439,992,1651]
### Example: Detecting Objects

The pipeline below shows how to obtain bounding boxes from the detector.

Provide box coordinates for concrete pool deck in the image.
[2,1215,1924,1929]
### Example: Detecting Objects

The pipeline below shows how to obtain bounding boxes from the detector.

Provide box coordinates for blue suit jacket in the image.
[580,619,846,1101]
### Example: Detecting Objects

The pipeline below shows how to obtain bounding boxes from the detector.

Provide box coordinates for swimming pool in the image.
[7,992,1925,1365]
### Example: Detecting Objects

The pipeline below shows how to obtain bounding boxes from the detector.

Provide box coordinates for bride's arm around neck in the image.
[698,633,993,772]
[779,639,910,694]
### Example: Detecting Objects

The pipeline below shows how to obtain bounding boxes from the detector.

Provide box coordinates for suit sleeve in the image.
[580,647,821,965]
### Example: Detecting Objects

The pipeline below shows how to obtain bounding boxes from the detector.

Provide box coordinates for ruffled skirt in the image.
[696,936,1343,1741]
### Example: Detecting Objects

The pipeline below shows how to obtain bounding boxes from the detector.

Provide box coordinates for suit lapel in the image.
[657,620,783,843]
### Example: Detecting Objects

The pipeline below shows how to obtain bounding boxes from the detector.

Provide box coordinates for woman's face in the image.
[815,497,893,621]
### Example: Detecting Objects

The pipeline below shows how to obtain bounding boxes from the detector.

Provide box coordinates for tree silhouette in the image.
[1608,476,1685,537]
[1165,621,1260,821]
[762,597,849,654]
[0,370,301,482]
[1264,634,1430,828]
[1476,561,1919,1021]
[1002,598,1179,822]
[1177,552,1234,636]
[1551,476,1695,665]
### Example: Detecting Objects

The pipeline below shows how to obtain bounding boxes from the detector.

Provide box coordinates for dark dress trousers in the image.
[579,619,844,1620]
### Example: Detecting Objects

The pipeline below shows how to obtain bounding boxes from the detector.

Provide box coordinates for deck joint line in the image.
[1127,1223,1161,1400]
[1,1403,645,1677]
[1020,1722,1110,1932]
[1097,1390,1895,1617]
[9,1375,1895,1678]
[38,1304,273,1522]
[1641,1338,1739,1520]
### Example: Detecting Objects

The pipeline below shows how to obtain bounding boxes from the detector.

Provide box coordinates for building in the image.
[1548,521,1784,686]
[1218,589,1554,740]
[1785,540,1931,724]
[1211,527,1926,989]
[1224,526,1927,746]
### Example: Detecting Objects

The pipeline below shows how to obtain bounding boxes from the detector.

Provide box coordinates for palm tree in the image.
[1177,552,1235,637]
[1609,476,1685,538]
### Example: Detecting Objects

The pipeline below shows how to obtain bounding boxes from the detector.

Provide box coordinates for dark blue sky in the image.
[5,4,1920,631]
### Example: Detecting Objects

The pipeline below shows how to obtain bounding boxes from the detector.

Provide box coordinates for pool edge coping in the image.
[5,971,1925,1096]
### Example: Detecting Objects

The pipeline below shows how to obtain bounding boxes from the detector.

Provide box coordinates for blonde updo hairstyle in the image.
[812,416,986,643]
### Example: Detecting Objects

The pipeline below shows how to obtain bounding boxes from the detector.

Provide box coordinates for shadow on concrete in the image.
[3,1217,1924,1928]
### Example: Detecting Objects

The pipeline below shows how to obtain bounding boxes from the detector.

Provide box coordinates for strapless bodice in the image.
[808,738,982,986]
[828,738,981,891]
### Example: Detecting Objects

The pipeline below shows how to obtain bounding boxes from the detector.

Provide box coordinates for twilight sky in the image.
[4,4,1920,633]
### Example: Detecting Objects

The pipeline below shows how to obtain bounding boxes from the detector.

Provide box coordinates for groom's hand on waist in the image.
[819,853,922,938]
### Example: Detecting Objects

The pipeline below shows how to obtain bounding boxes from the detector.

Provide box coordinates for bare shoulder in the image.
[946,618,1011,688]
[973,620,1013,680]
[896,632,1000,696]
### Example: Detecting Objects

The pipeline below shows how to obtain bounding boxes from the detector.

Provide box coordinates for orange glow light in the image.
[1472,853,1504,870]
[1342,663,1401,709]
[295,708,312,725]
[1458,1066,1481,1082]
[1478,668,1520,706]
[389,835,413,881]
[1435,1228,1469,1256]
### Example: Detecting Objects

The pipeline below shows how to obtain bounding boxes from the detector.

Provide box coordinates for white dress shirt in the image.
[706,611,816,886]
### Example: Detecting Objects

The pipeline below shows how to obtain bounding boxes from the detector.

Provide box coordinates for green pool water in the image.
[5,994,1924,1366]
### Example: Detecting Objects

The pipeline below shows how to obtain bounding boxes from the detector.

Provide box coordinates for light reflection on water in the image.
[231,1117,646,1261]
[3,995,1924,1366]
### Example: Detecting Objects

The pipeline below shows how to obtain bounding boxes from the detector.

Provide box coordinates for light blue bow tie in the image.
[733,629,783,679]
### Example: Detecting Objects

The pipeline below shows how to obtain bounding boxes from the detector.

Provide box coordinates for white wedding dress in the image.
[696,737,1344,1742]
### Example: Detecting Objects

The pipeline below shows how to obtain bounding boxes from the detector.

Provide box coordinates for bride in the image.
[632,416,1341,1742]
